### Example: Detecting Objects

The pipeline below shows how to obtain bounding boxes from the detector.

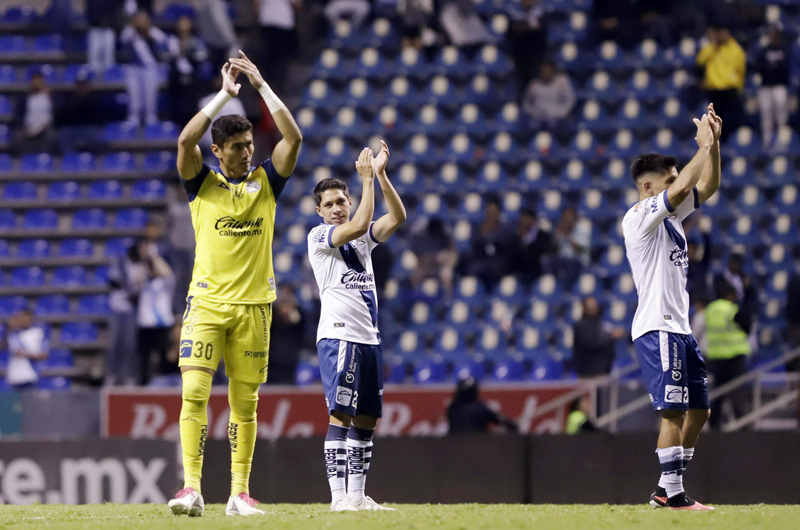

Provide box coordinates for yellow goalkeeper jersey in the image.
[181,159,289,305]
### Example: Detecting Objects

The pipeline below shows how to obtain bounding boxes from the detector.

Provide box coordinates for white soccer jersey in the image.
[622,188,699,340]
[308,222,381,345]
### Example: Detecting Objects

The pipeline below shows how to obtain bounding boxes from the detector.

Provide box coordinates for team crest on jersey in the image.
[246,180,261,193]
[217,182,230,190]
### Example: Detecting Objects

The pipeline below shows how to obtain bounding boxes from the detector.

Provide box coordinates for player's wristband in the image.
[201,90,232,119]
[258,82,285,114]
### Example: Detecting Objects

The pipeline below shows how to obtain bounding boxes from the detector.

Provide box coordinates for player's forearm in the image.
[351,178,376,232]
[272,108,303,147]
[178,110,212,149]
[674,144,711,197]
[376,171,407,225]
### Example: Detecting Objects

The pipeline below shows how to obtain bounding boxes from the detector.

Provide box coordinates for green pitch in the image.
[2,504,797,530]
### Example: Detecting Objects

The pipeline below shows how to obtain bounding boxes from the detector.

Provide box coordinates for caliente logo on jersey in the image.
[215,216,264,237]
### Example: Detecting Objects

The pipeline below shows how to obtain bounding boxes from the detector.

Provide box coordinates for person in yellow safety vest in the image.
[704,281,752,429]
[565,394,598,434]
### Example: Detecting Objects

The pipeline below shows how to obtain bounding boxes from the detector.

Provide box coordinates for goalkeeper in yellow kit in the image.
[167,51,302,517]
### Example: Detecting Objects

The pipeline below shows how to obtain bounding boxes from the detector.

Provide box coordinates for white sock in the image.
[683,447,695,470]
[347,426,374,502]
[325,424,348,502]
[657,446,685,498]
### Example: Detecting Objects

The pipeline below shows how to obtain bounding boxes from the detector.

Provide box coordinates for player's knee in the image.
[228,379,259,421]
[660,409,686,423]
[181,370,213,409]
[695,408,711,423]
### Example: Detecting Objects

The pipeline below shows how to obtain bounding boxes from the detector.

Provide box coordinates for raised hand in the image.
[693,113,714,148]
[371,140,390,175]
[221,62,241,97]
[355,147,374,181]
[707,103,722,143]
[228,50,265,90]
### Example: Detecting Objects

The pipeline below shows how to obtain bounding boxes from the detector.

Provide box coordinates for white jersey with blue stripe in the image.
[308,222,381,345]
[622,188,699,341]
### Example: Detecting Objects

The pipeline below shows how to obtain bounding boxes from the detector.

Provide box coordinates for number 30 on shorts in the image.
[193,341,213,360]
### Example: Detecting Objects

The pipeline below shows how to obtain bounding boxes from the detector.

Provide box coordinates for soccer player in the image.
[623,104,722,510]
[167,52,302,517]
[308,142,406,511]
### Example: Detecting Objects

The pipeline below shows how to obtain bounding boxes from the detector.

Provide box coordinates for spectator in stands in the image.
[786,273,800,372]
[137,242,177,384]
[522,60,576,127]
[552,207,590,288]
[447,376,518,434]
[397,0,438,49]
[410,218,458,296]
[461,198,514,290]
[439,0,492,47]
[14,72,58,154]
[565,395,598,434]
[119,10,169,127]
[86,0,124,73]
[753,25,790,149]
[507,0,548,98]
[696,23,746,141]
[686,232,712,302]
[196,0,239,70]
[715,253,758,321]
[5,309,49,389]
[168,15,210,126]
[256,0,301,96]
[268,286,306,384]
[705,281,752,429]
[691,296,710,355]
[57,70,102,127]
[325,0,371,28]
[197,76,247,154]
[593,0,640,49]
[166,182,196,315]
[107,243,148,386]
[509,207,552,285]
[572,296,624,378]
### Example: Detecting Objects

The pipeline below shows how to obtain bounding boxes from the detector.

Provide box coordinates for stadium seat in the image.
[611,273,637,302]
[0,153,11,172]
[392,163,422,195]
[626,70,655,99]
[476,162,510,192]
[516,325,547,359]
[53,266,88,287]
[671,37,698,69]
[0,35,26,54]
[722,156,755,189]
[768,216,799,245]
[132,179,166,200]
[597,41,626,72]
[47,181,81,201]
[560,159,592,191]
[726,127,761,157]
[443,134,476,165]
[413,357,447,384]
[526,297,558,331]
[342,78,374,110]
[77,294,109,315]
[144,122,178,140]
[115,208,148,229]
[577,99,611,132]
[492,356,525,382]
[18,239,51,258]
[60,238,94,258]
[372,105,406,137]
[771,125,800,153]
[529,131,564,161]
[607,129,640,159]
[452,358,485,382]
[33,34,62,52]
[23,209,58,230]
[160,2,195,22]
[385,76,422,109]
[577,189,609,219]
[397,46,428,79]
[38,377,71,390]
[736,186,768,216]
[456,193,485,223]
[0,296,28,317]
[569,130,599,161]
[93,265,110,285]
[3,181,37,201]
[61,64,94,83]
[12,266,45,286]
[424,75,457,107]
[38,348,72,370]
[536,190,564,220]
[72,208,107,230]
[104,122,139,142]
[354,48,391,80]
[60,322,98,344]
[412,106,449,137]
[485,133,522,165]
[477,326,507,358]
[384,356,407,384]
[36,294,69,315]
[397,330,424,358]
[102,152,135,172]
[491,102,521,134]
[476,45,513,77]
[143,151,176,172]
[105,237,134,257]
[598,245,629,277]
[635,39,664,69]
[0,239,8,257]
[764,156,796,185]
[89,180,123,200]
[658,97,686,127]
[519,160,550,191]
[776,184,797,213]
[434,46,469,78]
[102,64,125,83]
[530,355,564,381]
[434,327,467,357]
[409,301,437,334]
[463,75,494,108]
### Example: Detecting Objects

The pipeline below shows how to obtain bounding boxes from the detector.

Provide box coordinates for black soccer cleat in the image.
[649,487,668,509]
[666,492,715,511]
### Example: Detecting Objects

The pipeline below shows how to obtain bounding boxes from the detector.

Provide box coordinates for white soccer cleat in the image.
[350,496,396,511]
[226,493,265,516]
[330,497,359,512]
[168,487,204,517]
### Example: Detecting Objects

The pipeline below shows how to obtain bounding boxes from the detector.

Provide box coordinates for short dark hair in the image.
[211,114,253,147]
[313,177,349,206]
[630,153,678,182]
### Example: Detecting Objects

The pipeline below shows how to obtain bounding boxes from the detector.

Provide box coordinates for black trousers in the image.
[708,354,749,429]
[704,88,742,142]
[138,326,173,385]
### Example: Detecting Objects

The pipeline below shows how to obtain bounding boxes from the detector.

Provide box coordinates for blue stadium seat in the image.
[452,358,485,382]
[413,357,447,384]
[47,181,80,201]
[491,102,521,134]
[23,209,58,230]
[725,126,761,157]
[342,78,374,110]
[0,95,11,117]
[775,184,798,213]
[159,2,195,22]
[516,325,547,360]
[317,136,355,169]
[132,179,166,200]
[33,34,62,52]
[294,361,321,386]
[143,151,176,172]
[397,46,429,79]
[476,162,510,192]
[77,294,109,315]
[722,156,755,189]
[476,45,513,77]
[0,295,28,317]
[606,129,640,159]
[0,153,10,172]
[18,239,50,258]
[61,64,94,83]
[664,69,690,98]
[617,98,651,130]
[577,189,609,219]
[39,348,73,369]
[385,76,422,109]
[53,266,88,287]
[105,237,134,258]
[311,49,343,80]
[93,266,109,285]
[424,75,456,106]
[528,131,565,161]
[102,152,135,172]
[89,180,123,200]
[409,300,437,334]
[536,190,564,221]
[12,266,44,286]
[61,152,95,172]
[698,189,726,218]
[456,193,486,223]
[443,134,476,165]
[560,160,592,191]
[354,48,391,80]
[36,294,69,315]
[611,273,637,302]
[598,245,629,277]
[38,377,71,390]
[573,272,603,298]
[577,99,611,132]
[445,300,479,332]
[0,35,26,54]
[392,163,422,195]
[596,40,627,72]
[626,70,655,99]
[3,6,37,23]
[60,322,98,344]
[412,105,450,137]
[635,39,664,68]
[396,330,425,359]
[302,79,339,110]
[569,130,600,161]
[463,75,494,107]
[530,355,564,381]
[433,46,468,78]
[144,121,179,140]
[671,38,698,69]
[767,216,799,245]
[764,155,796,185]
[0,65,17,84]
[102,65,126,83]
[485,133,522,165]
[60,238,94,258]
[724,216,760,245]
[330,107,361,138]
[456,276,487,305]
[648,128,681,153]
[372,105,406,137]
[526,296,559,330]
[73,208,107,230]
[434,328,467,357]
[0,239,8,257]
[384,356,407,384]
[476,326,508,358]
[519,160,550,191]
[104,122,138,142]
[736,186,768,215]
[3,181,37,201]
[492,356,525,382]
[658,97,686,127]
[582,70,617,102]
[115,208,148,229]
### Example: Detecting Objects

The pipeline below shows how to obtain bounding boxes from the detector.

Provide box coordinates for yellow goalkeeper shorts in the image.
[178,296,272,384]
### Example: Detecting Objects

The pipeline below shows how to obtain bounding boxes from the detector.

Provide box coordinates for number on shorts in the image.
[204,343,213,360]
[193,341,213,360]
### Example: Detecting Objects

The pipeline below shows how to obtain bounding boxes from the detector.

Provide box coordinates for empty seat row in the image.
[0,209,149,230]
[0,152,177,173]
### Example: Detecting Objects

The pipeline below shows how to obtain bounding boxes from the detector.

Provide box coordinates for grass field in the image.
[1,504,797,530]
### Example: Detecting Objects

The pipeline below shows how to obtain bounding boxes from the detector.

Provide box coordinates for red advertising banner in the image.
[102,383,581,439]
